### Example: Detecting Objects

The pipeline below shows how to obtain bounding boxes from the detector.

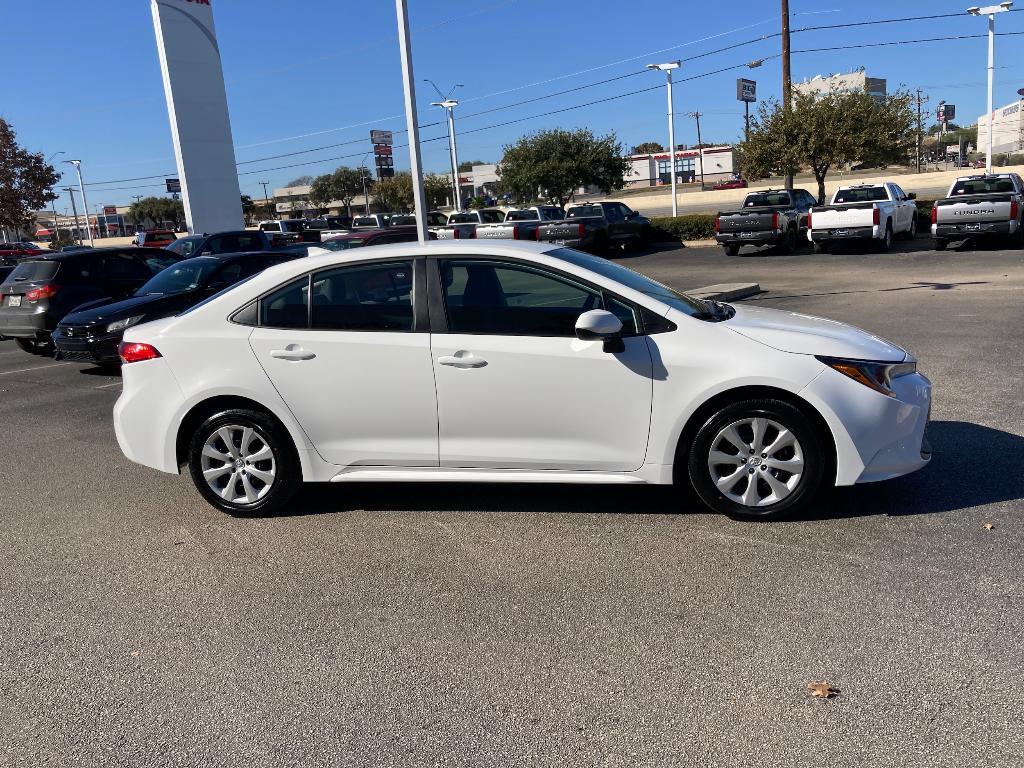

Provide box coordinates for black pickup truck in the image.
[535,202,650,254]
[715,189,816,255]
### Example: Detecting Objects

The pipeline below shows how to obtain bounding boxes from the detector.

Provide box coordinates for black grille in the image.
[59,349,98,363]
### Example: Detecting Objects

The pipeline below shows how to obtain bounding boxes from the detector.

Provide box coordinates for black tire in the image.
[933,239,947,252]
[777,226,797,254]
[724,244,740,256]
[590,233,609,257]
[812,241,828,254]
[687,398,826,520]
[905,213,918,240]
[1010,224,1024,249]
[875,222,893,253]
[15,338,54,356]
[187,408,301,515]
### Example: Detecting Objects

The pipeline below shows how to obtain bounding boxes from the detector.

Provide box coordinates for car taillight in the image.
[1011,200,1019,220]
[452,229,461,239]
[807,211,812,229]
[873,207,880,226]
[469,229,477,239]
[535,227,541,240]
[772,211,779,229]
[578,222,586,237]
[25,283,59,301]
[930,206,937,225]
[119,342,161,364]
[512,227,520,240]
[714,215,720,234]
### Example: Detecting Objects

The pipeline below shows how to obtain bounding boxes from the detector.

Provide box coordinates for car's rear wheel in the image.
[724,244,740,256]
[687,399,825,519]
[812,241,828,254]
[875,222,893,253]
[905,213,918,240]
[777,226,797,254]
[933,239,947,251]
[15,338,54,356]
[188,408,300,515]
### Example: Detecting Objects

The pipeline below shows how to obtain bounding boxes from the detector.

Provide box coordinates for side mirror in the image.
[575,309,624,353]
[907,192,917,200]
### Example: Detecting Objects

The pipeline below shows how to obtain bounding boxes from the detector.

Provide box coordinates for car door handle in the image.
[438,352,487,369]
[270,347,316,361]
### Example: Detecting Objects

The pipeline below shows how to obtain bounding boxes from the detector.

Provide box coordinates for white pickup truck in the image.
[475,206,564,240]
[431,209,505,240]
[931,173,1024,250]
[807,183,918,253]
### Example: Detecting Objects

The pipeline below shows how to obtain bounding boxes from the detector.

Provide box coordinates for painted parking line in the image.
[93,381,122,390]
[0,362,74,376]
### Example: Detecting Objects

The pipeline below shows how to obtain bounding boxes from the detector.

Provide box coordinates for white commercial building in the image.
[794,69,886,101]
[977,98,1024,157]
[625,146,735,188]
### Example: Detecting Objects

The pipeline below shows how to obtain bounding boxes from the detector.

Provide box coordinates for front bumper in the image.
[809,225,876,242]
[52,327,122,365]
[933,220,1016,239]
[716,230,783,247]
[800,367,932,486]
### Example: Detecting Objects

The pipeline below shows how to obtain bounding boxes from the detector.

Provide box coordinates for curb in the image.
[686,282,762,302]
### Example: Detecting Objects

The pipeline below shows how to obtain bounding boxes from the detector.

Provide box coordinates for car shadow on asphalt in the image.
[252,421,1020,522]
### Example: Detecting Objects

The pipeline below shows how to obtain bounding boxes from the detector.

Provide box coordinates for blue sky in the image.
[3,0,1023,214]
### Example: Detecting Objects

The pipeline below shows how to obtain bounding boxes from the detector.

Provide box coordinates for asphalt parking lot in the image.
[2,238,1022,767]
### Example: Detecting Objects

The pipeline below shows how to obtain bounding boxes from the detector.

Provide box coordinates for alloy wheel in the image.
[706,417,805,508]
[200,424,277,505]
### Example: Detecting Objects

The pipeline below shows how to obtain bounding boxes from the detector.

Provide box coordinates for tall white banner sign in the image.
[151,0,242,233]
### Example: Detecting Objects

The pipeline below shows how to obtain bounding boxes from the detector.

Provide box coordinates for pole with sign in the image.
[737,78,757,142]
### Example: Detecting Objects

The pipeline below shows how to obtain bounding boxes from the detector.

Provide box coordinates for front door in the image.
[248,259,438,467]
[430,258,653,471]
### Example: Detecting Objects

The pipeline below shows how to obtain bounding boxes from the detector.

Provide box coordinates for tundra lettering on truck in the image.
[952,209,994,216]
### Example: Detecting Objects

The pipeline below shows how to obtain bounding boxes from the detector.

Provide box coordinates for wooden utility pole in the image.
[781,0,793,190]
[688,111,707,190]
[915,89,928,173]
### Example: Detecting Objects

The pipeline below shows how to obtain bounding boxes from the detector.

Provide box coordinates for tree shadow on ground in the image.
[253,421,1022,522]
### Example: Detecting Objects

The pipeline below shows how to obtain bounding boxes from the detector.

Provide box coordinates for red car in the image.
[0,242,45,266]
[711,178,749,191]
[131,230,177,247]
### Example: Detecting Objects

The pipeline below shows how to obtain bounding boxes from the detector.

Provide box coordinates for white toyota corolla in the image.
[113,241,931,519]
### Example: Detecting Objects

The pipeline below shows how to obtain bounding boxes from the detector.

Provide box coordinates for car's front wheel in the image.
[187,408,301,515]
[687,399,826,519]
[15,338,54,356]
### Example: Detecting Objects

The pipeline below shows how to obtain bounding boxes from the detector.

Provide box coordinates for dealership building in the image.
[625,146,735,188]
[977,98,1024,156]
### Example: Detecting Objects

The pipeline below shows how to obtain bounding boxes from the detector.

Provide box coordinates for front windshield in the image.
[319,238,366,251]
[548,247,705,316]
[136,258,220,295]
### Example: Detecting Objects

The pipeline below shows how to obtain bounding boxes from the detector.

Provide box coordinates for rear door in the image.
[248,258,438,467]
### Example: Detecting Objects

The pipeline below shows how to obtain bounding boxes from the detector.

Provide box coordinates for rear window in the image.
[567,206,603,218]
[950,177,1017,195]
[352,217,378,228]
[389,215,416,226]
[479,210,504,223]
[506,210,537,222]
[833,187,888,203]
[744,193,792,207]
[449,213,476,224]
[8,260,59,282]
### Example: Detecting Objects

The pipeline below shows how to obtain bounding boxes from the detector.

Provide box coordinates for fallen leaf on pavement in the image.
[807,681,838,698]
[983,522,994,530]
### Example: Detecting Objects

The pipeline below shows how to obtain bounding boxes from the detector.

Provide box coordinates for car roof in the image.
[176,250,282,265]
[22,246,171,261]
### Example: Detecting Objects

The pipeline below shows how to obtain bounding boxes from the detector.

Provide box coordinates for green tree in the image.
[0,118,60,232]
[498,128,631,207]
[285,175,313,187]
[458,159,486,172]
[240,194,256,225]
[630,141,664,154]
[372,172,415,212]
[423,172,451,209]
[128,196,185,229]
[307,174,334,214]
[740,88,916,203]
[308,166,367,216]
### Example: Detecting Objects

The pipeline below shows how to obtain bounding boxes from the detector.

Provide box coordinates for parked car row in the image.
[715,175,1024,255]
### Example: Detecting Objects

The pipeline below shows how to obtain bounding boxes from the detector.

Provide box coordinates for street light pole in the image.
[426,80,464,211]
[647,61,681,218]
[63,186,81,245]
[395,0,429,244]
[781,0,793,190]
[64,160,94,246]
[968,2,1012,173]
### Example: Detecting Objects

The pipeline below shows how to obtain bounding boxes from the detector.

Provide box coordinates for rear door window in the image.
[310,262,414,331]
[261,277,310,328]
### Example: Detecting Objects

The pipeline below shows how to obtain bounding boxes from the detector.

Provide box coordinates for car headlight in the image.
[106,315,144,334]
[816,355,917,398]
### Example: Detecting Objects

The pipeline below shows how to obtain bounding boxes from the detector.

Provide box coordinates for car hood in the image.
[724,304,906,361]
[61,292,199,327]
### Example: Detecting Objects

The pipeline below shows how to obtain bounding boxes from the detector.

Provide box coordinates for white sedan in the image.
[113,241,932,519]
